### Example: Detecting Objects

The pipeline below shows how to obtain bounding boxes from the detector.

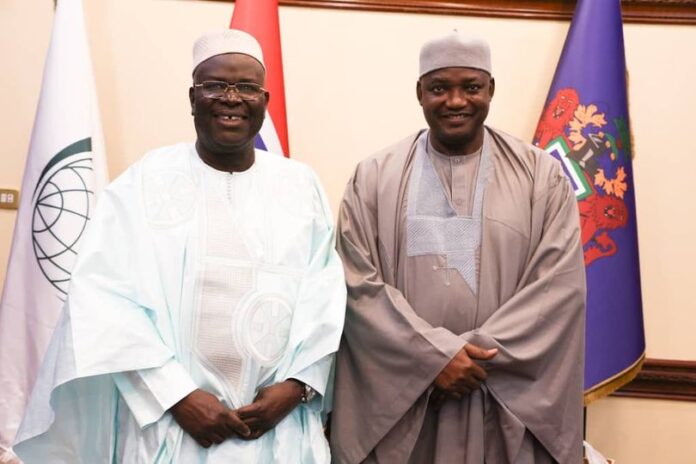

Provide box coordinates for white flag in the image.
[0,0,107,460]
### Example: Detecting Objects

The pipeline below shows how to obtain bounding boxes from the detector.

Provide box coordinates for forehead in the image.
[421,67,491,83]
[193,53,265,83]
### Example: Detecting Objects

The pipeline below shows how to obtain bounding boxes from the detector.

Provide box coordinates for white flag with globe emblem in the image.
[0,0,107,461]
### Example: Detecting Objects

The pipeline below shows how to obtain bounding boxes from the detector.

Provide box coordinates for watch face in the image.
[304,385,316,403]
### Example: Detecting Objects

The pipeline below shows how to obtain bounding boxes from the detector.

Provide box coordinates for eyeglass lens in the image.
[200,81,263,100]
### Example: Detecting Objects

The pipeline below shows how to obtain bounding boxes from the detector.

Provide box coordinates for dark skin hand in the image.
[170,389,251,448]
[434,343,498,400]
[237,380,305,440]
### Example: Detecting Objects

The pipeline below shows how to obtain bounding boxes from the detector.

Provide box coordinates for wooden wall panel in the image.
[215,0,696,25]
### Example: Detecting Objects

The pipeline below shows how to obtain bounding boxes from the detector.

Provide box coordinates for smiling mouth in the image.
[442,113,473,121]
[217,115,245,121]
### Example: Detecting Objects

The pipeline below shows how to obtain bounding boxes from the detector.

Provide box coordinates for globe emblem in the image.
[236,294,293,367]
[31,139,95,298]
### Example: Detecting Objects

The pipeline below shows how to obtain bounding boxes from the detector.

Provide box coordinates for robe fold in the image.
[330,127,585,464]
[14,144,346,463]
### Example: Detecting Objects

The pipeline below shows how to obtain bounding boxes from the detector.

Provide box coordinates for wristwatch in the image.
[300,383,316,403]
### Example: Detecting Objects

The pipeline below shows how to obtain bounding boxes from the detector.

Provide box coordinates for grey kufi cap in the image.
[419,31,492,78]
[192,29,265,74]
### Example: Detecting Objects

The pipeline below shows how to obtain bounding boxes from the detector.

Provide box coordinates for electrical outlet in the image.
[0,189,19,209]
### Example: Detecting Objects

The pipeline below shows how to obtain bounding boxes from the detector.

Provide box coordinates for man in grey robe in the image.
[330,32,586,464]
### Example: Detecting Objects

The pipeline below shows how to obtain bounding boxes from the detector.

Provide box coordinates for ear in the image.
[416,80,423,106]
[189,86,195,115]
[488,77,496,99]
[263,90,270,110]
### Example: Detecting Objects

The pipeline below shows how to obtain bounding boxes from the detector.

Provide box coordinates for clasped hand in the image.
[170,380,304,448]
[431,343,497,408]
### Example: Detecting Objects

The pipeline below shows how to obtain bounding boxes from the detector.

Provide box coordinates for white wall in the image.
[1,1,695,461]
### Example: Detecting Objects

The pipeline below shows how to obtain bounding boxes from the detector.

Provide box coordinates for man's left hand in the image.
[237,380,304,439]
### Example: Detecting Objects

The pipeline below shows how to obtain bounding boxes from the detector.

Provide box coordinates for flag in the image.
[0,0,108,459]
[533,0,645,403]
[231,0,290,156]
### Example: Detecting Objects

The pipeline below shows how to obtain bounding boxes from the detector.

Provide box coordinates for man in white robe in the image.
[14,29,346,463]
[330,32,585,463]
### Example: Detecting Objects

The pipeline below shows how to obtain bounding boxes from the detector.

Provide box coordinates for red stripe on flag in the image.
[231,0,289,156]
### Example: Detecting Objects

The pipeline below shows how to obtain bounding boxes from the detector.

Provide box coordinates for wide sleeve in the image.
[13,166,186,460]
[463,161,586,463]
[112,359,197,428]
[331,160,466,461]
[273,169,347,410]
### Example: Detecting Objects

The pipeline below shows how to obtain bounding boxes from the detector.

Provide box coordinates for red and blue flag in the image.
[231,0,289,156]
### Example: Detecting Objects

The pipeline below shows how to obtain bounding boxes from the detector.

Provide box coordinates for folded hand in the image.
[236,380,304,440]
[434,343,497,395]
[170,389,250,448]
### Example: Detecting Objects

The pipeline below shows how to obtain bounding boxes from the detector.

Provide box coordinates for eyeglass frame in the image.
[192,80,268,101]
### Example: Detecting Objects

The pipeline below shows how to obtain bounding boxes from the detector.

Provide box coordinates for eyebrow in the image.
[426,77,485,85]
[202,76,261,83]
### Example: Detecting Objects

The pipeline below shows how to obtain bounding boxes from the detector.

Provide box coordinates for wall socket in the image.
[0,189,19,209]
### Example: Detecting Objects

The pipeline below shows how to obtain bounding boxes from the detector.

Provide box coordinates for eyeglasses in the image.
[193,81,267,101]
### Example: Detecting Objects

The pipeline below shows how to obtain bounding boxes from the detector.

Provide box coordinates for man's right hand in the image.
[434,343,498,395]
[170,389,250,448]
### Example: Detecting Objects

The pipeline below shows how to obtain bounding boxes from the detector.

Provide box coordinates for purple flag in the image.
[533,0,645,402]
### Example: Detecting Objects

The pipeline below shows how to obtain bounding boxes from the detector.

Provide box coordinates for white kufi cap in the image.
[192,29,265,73]
[419,31,491,78]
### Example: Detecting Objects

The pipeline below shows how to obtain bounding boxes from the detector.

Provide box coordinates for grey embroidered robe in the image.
[330,127,586,464]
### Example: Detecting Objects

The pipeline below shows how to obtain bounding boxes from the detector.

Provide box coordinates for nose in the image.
[220,87,243,103]
[446,88,468,108]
